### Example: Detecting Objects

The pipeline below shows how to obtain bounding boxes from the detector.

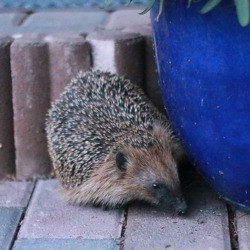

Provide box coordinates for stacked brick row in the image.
[0,9,164,180]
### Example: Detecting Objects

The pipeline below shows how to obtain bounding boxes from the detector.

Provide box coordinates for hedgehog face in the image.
[149,181,187,215]
[115,143,187,215]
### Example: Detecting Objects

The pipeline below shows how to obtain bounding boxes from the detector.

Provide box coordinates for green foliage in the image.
[234,0,249,27]
[103,0,250,27]
[201,0,249,27]
[200,0,222,15]
[139,0,156,15]
[103,0,113,9]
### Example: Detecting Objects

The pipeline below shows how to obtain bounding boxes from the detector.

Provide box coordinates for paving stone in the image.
[21,11,108,34]
[0,207,23,250]
[0,36,15,179]
[105,9,151,33]
[44,33,91,101]
[18,180,123,239]
[11,35,51,179]
[13,239,120,250]
[0,181,34,208]
[236,211,250,250]
[124,184,231,250]
[87,30,145,87]
[0,13,28,36]
[0,12,27,27]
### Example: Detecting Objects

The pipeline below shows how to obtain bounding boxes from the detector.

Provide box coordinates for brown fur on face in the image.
[60,123,187,214]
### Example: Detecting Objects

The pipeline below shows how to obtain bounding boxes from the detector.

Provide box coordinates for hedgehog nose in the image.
[176,200,187,216]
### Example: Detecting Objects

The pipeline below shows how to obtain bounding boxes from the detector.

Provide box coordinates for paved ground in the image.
[0,179,249,250]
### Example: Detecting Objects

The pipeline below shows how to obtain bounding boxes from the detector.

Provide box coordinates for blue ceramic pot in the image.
[151,0,250,212]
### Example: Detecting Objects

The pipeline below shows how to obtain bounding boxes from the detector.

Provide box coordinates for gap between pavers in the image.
[124,184,231,250]
[236,211,250,250]
[17,180,124,240]
[0,207,23,250]
[0,181,35,250]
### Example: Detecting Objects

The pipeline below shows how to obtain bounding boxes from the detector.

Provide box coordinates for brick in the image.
[0,181,34,208]
[13,239,120,250]
[0,36,15,179]
[11,36,51,179]
[21,11,108,34]
[44,34,91,101]
[87,30,145,87]
[124,185,231,250]
[0,207,23,250]
[18,180,123,239]
[236,211,250,250]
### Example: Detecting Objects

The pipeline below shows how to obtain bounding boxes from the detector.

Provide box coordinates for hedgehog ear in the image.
[116,152,127,172]
[172,142,186,164]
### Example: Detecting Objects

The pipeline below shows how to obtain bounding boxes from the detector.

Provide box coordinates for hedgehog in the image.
[46,70,187,215]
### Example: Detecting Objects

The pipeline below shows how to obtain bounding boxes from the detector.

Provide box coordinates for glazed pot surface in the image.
[151,0,250,212]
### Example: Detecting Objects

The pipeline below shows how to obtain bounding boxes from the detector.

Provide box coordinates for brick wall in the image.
[0,8,165,180]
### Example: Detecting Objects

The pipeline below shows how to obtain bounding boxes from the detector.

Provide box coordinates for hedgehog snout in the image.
[157,190,187,215]
[149,181,187,215]
[174,198,187,215]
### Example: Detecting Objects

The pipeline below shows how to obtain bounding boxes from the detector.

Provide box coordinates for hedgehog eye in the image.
[148,125,153,130]
[148,140,154,147]
[116,152,127,172]
[152,183,160,189]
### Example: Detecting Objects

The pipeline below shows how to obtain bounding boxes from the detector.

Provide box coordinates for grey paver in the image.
[0,11,108,36]
[0,12,27,27]
[21,11,108,34]
[0,13,28,36]
[0,181,34,208]
[18,180,123,239]
[0,207,23,250]
[13,239,120,250]
[124,184,231,250]
[105,9,151,34]
[236,211,250,250]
